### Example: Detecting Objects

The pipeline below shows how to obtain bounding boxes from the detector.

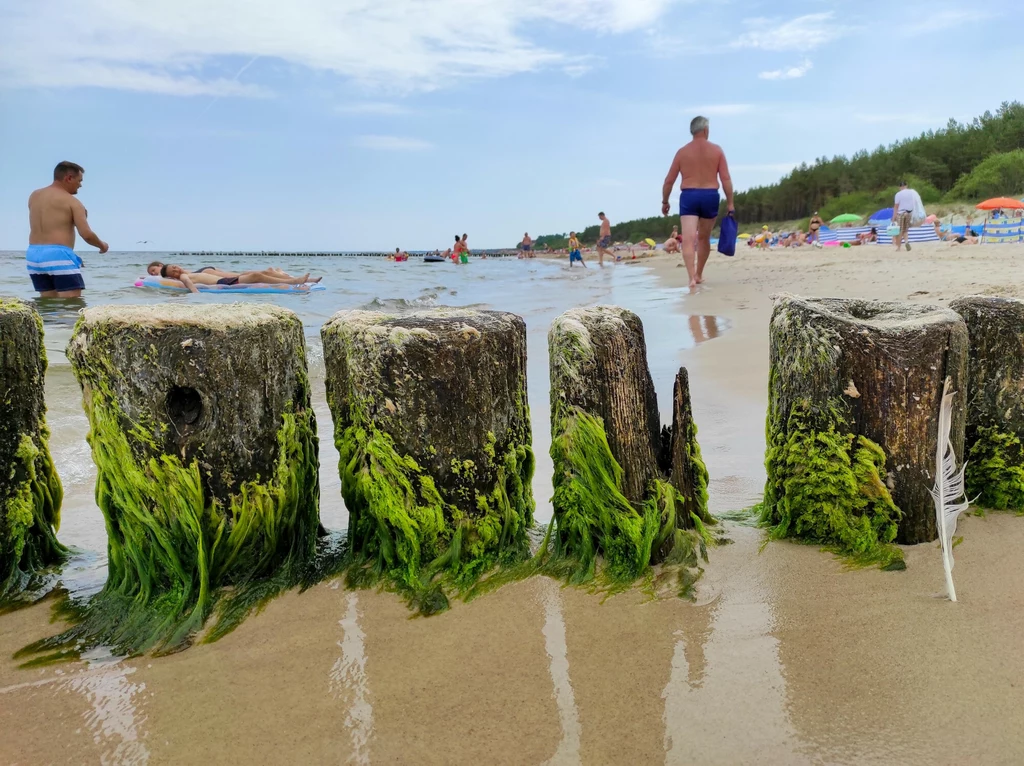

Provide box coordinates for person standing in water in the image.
[521,232,533,258]
[596,212,613,265]
[661,116,734,289]
[26,161,108,297]
[568,231,586,268]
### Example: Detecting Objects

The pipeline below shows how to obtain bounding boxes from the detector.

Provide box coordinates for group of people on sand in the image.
[24,160,322,297]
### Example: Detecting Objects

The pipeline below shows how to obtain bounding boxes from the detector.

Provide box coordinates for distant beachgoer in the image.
[26,161,108,297]
[807,212,823,244]
[855,227,878,245]
[663,226,681,253]
[596,212,613,265]
[661,115,733,289]
[755,225,772,249]
[158,264,318,293]
[521,233,533,258]
[147,261,296,279]
[568,232,586,268]
[892,180,923,252]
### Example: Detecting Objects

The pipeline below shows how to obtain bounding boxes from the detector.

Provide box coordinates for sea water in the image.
[0,250,725,597]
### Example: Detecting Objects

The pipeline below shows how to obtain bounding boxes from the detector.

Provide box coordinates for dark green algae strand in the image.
[322,309,535,616]
[18,304,324,664]
[1,297,67,609]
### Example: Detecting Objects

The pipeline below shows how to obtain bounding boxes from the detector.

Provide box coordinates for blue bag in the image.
[717,211,738,256]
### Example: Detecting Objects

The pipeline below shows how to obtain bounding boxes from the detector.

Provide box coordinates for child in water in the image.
[568,232,586,268]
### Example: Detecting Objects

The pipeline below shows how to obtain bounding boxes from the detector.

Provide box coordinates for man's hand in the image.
[98,241,109,254]
[727,202,735,213]
[661,201,671,216]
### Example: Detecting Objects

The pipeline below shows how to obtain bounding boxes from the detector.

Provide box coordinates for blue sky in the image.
[0,0,1019,251]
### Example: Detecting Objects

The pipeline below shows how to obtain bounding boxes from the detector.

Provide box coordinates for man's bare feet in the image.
[310,275,322,283]
[689,278,698,290]
[695,274,705,284]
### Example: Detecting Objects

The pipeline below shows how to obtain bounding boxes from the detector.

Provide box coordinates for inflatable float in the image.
[423,255,446,263]
[134,277,325,294]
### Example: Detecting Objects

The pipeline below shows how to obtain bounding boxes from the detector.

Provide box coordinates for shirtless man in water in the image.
[26,161,109,298]
[596,212,613,265]
[158,264,318,294]
[661,116,734,289]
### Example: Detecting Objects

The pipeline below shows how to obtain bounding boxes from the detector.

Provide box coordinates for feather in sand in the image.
[929,376,971,602]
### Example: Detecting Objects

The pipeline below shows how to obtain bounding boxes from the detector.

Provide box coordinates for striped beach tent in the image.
[832,224,939,245]
[981,219,1023,244]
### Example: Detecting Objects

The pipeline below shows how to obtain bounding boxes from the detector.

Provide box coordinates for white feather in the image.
[929,376,970,602]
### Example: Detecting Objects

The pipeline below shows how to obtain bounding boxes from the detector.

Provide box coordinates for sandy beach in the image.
[3,242,1024,765]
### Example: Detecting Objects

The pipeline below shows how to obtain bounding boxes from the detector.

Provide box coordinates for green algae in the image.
[17,371,321,662]
[761,402,905,570]
[1,298,66,608]
[965,425,1024,512]
[540,406,714,595]
[336,418,534,616]
[1,433,66,607]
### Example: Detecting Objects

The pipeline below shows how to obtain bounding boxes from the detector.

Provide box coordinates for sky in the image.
[0,0,1021,251]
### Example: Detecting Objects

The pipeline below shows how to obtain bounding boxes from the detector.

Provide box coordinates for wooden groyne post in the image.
[0,297,65,606]
[321,308,534,614]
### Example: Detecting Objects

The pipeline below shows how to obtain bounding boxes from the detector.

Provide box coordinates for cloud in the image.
[0,0,678,96]
[684,104,754,116]
[353,135,433,151]
[336,102,411,115]
[908,9,982,34]
[733,13,840,52]
[854,113,943,125]
[758,58,812,80]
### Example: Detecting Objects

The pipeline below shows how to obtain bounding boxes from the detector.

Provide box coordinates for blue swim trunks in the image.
[26,244,85,293]
[679,189,721,220]
[570,249,582,262]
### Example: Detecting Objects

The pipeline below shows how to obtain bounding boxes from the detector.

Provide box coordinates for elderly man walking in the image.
[661,116,734,290]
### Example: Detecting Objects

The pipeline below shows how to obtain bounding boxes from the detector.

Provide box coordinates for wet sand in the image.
[4,242,1024,764]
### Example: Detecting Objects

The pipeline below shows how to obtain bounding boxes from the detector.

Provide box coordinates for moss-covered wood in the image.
[546,306,713,591]
[22,304,320,659]
[762,295,967,562]
[321,308,534,614]
[950,296,1024,510]
[0,297,65,606]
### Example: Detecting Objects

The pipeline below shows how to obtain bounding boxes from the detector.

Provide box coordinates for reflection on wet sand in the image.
[540,582,581,766]
[687,314,724,345]
[65,654,150,765]
[330,591,373,765]
[767,512,1024,765]
[660,524,803,765]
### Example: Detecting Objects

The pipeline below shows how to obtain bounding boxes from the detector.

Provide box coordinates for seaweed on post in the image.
[1,297,66,608]
[543,307,715,598]
[18,304,322,663]
[323,309,535,615]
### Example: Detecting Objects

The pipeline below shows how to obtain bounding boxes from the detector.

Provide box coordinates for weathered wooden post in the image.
[321,308,534,614]
[762,295,968,565]
[546,306,712,588]
[54,304,319,654]
[950,295,1024,509]
[1,298,65,604]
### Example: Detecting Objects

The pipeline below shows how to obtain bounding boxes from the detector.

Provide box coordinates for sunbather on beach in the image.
[855,227,878,245]
[663,227,681,253]
[147,261,298,279]
[158,263,317,293]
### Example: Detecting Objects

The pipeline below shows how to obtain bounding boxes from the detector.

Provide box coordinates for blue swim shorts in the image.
[26,244,85,293]
[597,236,612,249]
[570,250,582,262]
[679,189,721,220]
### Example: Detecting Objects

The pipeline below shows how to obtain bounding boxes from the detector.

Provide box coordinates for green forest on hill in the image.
[535,102,1024,248]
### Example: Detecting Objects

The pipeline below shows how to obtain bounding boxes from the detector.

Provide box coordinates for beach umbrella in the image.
[644,238,656,247]
[830,213,862,223]
[976,197,1024,210]
[738,233,752,239]
[868,207,893,223]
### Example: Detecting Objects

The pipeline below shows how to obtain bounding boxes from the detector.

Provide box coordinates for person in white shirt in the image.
[892,181,923,252]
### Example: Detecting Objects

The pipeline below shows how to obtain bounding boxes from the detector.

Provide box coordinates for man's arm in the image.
[662,153,680,215]
[179,274,200,294]
[718,152,734,212]
[71,200,109,254]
